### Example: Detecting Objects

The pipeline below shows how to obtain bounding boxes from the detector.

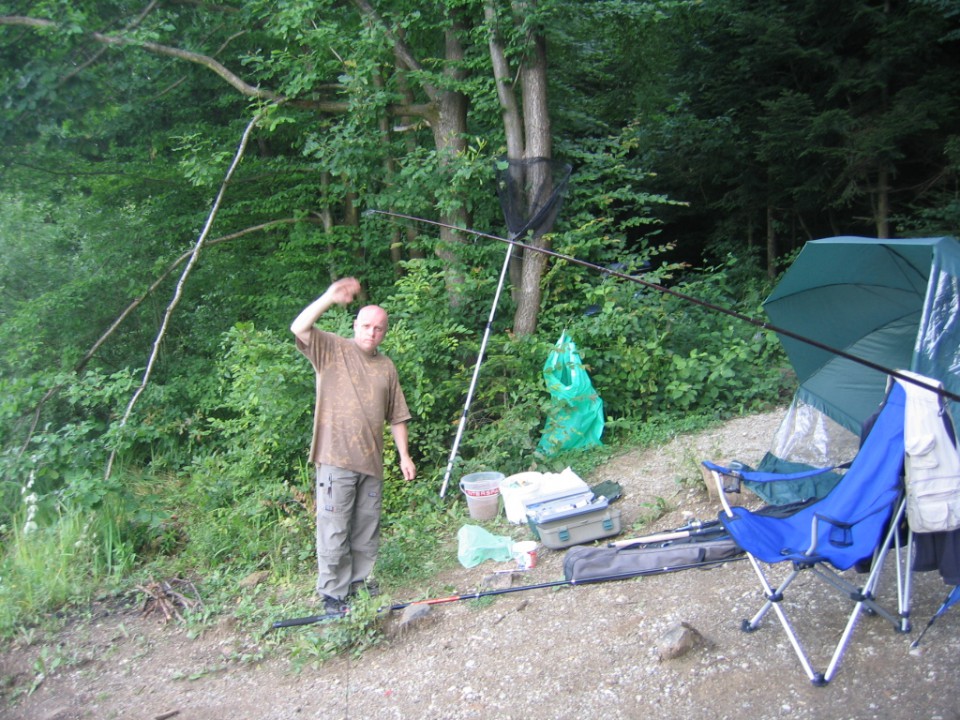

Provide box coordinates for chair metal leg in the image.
[739,552,821,683]
[744,560,801,629]
[822,498,909,683]
[898,526,914,633]
[733,497,913,686]
[715,468,822,682]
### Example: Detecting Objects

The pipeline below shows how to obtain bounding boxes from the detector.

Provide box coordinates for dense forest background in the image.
[1,0,958,631]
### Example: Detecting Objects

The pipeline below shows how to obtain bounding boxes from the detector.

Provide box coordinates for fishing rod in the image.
[365,208,960,404]
[607,519,726,549]
[271,552,745,629]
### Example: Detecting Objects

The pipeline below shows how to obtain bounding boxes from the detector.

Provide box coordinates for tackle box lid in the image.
[525,490,610,525]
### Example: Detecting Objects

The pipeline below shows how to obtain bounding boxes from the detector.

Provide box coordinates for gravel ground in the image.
[3,409,959,720]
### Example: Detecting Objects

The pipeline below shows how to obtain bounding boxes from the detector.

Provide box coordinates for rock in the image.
[657,621,702,661]
[481,571,521,589]
[398,602,432,628]
[239,570,270,589]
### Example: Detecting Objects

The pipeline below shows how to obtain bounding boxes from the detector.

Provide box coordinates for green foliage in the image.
[563,255,788,422]
[205,322,311,475]
[0,497,134,638]
[383,257,550,486]
[634,0,960,252]
[377,499,462,584]
[0,366,144,535]
[170,322,315,570]
[288,590,385,669]
[630,495,670,534]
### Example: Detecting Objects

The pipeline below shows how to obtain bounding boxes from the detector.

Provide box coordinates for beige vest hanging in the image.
[899,370,960,533]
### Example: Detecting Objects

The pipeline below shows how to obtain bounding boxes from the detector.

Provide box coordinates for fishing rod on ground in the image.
[364,208,960,405]
[271,550,745,629]
[607,518,726,549]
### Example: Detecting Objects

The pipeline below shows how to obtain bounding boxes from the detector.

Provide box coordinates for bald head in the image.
[353,305,389,354]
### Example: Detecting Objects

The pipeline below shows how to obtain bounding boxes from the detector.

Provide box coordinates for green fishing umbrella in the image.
[762,236,960,434]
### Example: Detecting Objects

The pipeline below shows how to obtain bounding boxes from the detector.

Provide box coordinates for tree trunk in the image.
[875,164,890,239]
[766,205,778,280]
[430,23,471,305]
[320,172,337,282]
[512,25,552,337]
[374,71,404,272]
[393,44,426,262]
[350,0,470,301]
[485,3,525,160]
[485,2,526,295]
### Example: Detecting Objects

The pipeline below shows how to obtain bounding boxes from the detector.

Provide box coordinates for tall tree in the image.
[633,0,960,269]
[485,0,557,334]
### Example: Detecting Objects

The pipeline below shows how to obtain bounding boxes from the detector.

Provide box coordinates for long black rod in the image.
[271,554,745,629]
[366,209,960,403]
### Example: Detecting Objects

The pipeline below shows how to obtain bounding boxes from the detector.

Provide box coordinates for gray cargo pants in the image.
[316,464,383,601]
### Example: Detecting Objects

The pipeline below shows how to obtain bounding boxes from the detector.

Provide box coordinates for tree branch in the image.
[79,218,316,373]
[104,111,265,480]
[1,14,435,116]
[1,15,280,101]
[60,0,161,84]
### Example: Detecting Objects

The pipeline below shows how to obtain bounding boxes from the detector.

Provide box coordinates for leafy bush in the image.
[547,253,788,424]
[171,322,315,571]
[384,258,549,490]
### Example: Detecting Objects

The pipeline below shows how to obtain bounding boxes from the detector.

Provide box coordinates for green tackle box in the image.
[524,491,623,550]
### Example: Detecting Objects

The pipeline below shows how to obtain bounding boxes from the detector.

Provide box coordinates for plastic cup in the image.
[511,540,538,570]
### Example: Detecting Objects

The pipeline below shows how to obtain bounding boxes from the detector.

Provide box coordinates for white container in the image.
[550,467,591,495]
[510,467,592,524]
[459,471,504,520]
[500,472,543,524]
[511,540,538,569]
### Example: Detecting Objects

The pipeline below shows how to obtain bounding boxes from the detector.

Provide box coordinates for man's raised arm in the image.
[290,277,362,344]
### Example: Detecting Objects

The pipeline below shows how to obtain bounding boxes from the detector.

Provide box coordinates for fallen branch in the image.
[136,578,203,623]
[104,110,264,481]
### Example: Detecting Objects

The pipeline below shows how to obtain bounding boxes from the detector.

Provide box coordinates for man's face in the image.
[353,306,389,354]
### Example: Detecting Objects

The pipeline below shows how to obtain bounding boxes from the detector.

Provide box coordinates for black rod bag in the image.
[562,536,742,582]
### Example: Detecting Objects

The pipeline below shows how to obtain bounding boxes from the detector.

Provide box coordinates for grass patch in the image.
[0,502,133,638]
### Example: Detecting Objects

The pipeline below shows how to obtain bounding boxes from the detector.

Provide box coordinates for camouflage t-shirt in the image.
[296,328,411,478]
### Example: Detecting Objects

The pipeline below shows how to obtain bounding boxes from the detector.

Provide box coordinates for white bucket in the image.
[459,471,504,520]
[500,472,544,524]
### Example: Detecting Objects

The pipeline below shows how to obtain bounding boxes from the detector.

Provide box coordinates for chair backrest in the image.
[812,380,906,531]
[723,381,906,569]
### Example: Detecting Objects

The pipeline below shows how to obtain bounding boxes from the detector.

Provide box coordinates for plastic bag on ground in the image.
[457,525,515,568]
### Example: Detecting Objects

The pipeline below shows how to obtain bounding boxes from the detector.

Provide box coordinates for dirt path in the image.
[3,410,959,720]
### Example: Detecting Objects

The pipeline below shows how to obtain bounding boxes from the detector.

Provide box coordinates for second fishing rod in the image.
[364,208,960,405]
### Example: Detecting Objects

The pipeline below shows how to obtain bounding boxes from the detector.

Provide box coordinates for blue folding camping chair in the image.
[703,378,912,685]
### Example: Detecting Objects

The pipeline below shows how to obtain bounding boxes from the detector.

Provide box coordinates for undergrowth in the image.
[0,404,752,662]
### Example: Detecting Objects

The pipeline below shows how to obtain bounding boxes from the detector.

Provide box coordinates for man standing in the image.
[291,277,416,613]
